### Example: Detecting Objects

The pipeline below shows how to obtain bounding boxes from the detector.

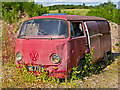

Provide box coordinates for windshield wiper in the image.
[39,30,52,40]
[20,34,29,40]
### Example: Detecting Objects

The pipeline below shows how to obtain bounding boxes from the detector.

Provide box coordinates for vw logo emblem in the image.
[30,51,39,61]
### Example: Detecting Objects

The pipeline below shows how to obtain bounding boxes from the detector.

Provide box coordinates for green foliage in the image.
[95,2,116,9]
[2,2,49,23]
[87,2,119,24]
[49,2,119,24]
[70,46,109,77]
[115,43,119,46]
[48,4,94,10]
[115,42,120,51]
[2,2,20,23]
[22,3,49,17]
[71,66,80,81]
[48,2,117,11]
[81,47,95,76]
[70,46,102,80]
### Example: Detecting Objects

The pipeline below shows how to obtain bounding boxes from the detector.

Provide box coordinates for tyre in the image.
[77,59,83,73]
[104,52,108,65]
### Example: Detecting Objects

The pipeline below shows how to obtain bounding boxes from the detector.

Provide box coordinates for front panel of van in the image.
[15,18,70,78]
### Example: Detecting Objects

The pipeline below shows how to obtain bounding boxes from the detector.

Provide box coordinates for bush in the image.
[22,2,49,17]
[87,2,120,24]
[81,47,95,76]
[2,2,49,24]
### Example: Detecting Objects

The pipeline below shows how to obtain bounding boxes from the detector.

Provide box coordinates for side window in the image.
[70,22,84,37]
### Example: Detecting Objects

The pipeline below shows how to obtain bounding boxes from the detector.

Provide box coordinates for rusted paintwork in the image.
[15,15,111,78]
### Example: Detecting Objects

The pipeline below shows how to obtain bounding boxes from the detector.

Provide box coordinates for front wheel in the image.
[77,59,83,73]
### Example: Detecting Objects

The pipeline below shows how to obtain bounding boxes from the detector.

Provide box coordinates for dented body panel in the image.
[67,36,88,71]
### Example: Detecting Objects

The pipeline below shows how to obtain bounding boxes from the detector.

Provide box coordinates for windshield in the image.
[19,19,68,39]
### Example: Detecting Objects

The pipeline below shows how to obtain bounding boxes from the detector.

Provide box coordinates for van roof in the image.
[26,15,106,21]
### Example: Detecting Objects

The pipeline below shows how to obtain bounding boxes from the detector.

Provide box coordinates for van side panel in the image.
[97,21,110,33]
[68,36,87,70]
[86,21,101,61]
[97,21,111,57]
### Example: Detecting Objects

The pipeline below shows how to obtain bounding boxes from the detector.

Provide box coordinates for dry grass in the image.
[49,9,90,16]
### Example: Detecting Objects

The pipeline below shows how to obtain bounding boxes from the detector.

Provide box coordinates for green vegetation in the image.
[48,4,94,10]
[2,2,49,23]
[2,63,60,88]
[48,2,116,10]
[48,2,119,24]
[87,2,120,24]
[115,42,120,52]
[2,2,119,24]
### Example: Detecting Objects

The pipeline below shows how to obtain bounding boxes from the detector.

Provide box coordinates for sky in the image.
[34,0,120,3]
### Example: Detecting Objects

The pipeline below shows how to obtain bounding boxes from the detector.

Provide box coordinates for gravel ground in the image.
[80,56,119,88]
[110,21,120,53]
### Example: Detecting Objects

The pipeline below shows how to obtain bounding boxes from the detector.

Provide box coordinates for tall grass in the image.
[2,24,16,64]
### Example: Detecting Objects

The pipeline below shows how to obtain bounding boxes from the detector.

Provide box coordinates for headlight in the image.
[50,54,61,64]
[16,52,22,62]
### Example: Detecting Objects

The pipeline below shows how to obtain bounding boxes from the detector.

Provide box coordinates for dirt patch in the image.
[109,21,120,53]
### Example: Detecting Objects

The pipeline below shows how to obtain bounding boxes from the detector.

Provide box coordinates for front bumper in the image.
[16,63,67,78]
